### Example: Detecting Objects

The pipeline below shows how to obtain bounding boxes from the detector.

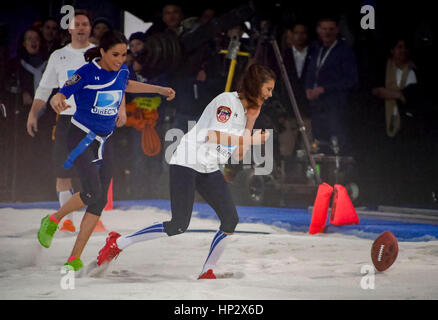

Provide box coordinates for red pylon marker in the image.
[330,184,360,226]
[309,183,334,234]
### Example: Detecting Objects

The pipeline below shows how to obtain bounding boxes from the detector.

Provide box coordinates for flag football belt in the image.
[63,118,112,169]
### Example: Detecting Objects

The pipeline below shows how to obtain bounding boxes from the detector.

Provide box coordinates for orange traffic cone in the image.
[309,183,334,234]
[93,178,112,233]
[330,184,360,226]
[104,178,113,211]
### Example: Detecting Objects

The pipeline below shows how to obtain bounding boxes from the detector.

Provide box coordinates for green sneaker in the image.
[64,257,83,271]
[37,215,59,248]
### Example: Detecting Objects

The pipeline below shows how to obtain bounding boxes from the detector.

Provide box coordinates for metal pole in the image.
[223,35,241,92]
[270,39,322,185]
[225,59,237,92]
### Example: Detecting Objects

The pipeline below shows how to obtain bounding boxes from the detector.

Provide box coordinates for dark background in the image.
[1,0,437,208]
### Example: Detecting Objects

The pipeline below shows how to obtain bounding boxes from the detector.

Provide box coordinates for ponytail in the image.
[84,47,101,62]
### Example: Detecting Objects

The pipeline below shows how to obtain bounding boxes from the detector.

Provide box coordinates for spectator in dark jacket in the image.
[38,17,61,58]
[7,27,48,113]
[305,17,358,154]
[277,24,314,158]
[5,27,53,200]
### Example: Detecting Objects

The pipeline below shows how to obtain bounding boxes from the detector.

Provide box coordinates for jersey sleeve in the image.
[208,94,236,134]
[58,65,88,99]
[38,51,59,89]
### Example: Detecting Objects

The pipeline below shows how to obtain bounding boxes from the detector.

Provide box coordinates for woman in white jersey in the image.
[97,63,276,279]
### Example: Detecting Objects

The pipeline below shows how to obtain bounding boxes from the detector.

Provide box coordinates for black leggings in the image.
[66,124,113,216]
[163,165,239,236]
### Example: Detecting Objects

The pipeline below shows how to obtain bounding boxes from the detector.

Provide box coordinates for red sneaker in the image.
[198,269,216,279]
[97,232,122,266]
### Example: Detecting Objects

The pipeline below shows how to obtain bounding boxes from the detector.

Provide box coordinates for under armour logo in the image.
[95,76,100,80]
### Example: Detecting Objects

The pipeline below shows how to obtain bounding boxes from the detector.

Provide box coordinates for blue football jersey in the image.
[59,58,130,135]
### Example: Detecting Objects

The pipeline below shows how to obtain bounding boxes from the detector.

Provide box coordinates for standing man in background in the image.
[278,23,313,161]
[305,17,358,154]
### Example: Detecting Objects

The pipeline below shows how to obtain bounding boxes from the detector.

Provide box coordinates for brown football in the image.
[371,231,399,272]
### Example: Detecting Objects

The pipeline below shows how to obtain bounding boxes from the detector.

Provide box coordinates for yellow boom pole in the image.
[219,48,250,92]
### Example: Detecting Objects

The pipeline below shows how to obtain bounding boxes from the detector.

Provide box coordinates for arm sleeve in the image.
[38,52,59,89]
[323,46,358,93]
[59,66,87,99]
[304,45,317,90]
[34,86,53,102]
[208,95,235,134]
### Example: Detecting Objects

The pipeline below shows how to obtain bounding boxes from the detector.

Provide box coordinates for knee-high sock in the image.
[58,189,74,221]
[201,230,229,274]
[116,223,167,250]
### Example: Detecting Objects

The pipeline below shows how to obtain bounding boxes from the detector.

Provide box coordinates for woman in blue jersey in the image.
[97,63,275,279]
[37,30,175,271]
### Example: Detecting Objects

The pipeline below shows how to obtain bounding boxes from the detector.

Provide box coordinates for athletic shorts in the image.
[66,123,114,216]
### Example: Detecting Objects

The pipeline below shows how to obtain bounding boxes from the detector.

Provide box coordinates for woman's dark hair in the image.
[237,63,276,109]
[84,30,128,62]
[40,16,59,27]
[387,36,411,52]
[129,31,146,43]
[17,27,42,59]
[92,17,113,32]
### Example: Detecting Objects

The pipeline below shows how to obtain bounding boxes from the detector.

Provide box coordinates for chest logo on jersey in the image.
[91,90,122,116]
[216,106,232,123]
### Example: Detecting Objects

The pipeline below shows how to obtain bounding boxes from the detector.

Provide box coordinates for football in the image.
[371,231,399,272]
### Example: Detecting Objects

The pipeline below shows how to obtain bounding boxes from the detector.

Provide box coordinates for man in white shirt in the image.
[290,25,309,79]
[26,11,95,232]
[282,24,310,80]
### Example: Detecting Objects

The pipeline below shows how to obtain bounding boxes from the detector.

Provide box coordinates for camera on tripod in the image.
[139,5,256,75]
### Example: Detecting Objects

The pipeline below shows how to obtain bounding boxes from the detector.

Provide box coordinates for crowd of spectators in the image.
[1,3,436,206]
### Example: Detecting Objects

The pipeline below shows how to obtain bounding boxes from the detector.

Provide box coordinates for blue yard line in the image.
[1,200,438,241]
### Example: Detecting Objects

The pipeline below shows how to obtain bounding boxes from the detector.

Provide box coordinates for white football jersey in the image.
[38,43,95,115]
[170,91,247,173]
